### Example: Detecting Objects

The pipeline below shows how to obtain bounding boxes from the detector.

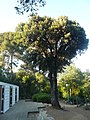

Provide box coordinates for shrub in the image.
[32,93,39,102]
[32,92,51,103]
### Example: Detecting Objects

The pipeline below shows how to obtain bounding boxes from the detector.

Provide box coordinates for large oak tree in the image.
[15,15,88,108]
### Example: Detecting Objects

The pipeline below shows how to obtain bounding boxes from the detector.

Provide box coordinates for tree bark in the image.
[10,54,13,81]
[49,72,61,109]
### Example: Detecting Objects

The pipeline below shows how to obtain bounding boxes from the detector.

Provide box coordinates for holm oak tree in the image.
[15,15,88,108]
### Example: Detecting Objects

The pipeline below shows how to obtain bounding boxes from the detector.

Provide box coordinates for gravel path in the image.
[0,100,90,120]
[46,102,90,120]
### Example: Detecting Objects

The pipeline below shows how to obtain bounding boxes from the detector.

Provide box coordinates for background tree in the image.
[0,32,19,82]
[15,66,50,99]
[35,72,50,93]
[15,15,88,108]
[15,69,37,98]
[82,71,90,104]
[15,0,46,15]
[0,66,8,82]
[58,65,84,104]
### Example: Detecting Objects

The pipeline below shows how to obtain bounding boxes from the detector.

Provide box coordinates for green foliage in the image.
[16,69,37,98]
[58,65,90,104]
[15,15,88,74]
[58,64,86,105]
[32,92,51,103]
[0,32,20,82]
[82,72,90,101]
[15,67,50,99]
[0,66,8,82]
[15,15,88,107]
[35,72,50,93]
[15,0,46,15]
[0,65,16,83]
[58,65,84,99]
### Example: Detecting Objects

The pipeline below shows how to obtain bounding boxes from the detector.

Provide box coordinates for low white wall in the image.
[12,86,15,106]
[3,85,10,113]
[17,87,19,102]
[0,82,19,113]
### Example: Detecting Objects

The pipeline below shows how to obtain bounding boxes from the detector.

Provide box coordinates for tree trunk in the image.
[49,72,61,109]
[10,54,13,81]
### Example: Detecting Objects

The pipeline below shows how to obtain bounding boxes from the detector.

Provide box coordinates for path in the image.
[0,100,54,120]
[0,100,90,120]
[46,101,90,120]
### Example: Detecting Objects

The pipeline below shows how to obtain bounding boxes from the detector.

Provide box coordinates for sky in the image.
[0,0,90,72]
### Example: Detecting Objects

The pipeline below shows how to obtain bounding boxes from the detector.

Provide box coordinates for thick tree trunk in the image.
[49,72,61,109]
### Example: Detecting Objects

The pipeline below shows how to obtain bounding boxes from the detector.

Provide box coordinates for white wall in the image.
[12,86,15,106]
[3,85,10,113]
[0,82,19,113]
[17,86,19,102]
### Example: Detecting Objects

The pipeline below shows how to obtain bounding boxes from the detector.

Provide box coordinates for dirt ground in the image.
[46,102,90,120]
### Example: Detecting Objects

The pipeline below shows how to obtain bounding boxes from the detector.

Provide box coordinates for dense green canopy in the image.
[15,16,88,73]
[58,65,84,99]
[14,15,88,108]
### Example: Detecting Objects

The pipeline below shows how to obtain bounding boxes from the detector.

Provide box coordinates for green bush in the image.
[32,93,39,101]
[32,92,51,103]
